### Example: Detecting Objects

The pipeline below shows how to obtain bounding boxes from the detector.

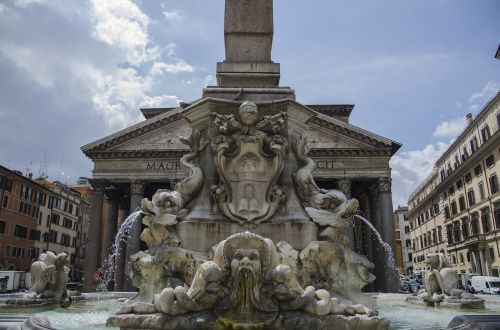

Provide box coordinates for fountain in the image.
[4,251,72,308]
[406,253,485,309]
[104,102,389,330]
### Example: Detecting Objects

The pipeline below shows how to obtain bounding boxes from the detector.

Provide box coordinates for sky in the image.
[0,0,499,208]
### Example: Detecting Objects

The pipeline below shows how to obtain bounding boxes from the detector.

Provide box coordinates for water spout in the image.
[354,214,399,276]
[102,209,142,287]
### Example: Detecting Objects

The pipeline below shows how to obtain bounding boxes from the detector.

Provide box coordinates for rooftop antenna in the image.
[57,154,65,182]
[38,151,49,179]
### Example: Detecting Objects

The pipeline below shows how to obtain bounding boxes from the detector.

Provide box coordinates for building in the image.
[0,166,45,271]
[36,179,91,280]
[81,0,402,293]
[394,206,413,273]
[408,92,500,276]
[0,165,89,280]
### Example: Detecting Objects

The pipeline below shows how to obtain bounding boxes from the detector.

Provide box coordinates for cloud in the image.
[150,60,195,75]
[469,81,500,103]
[433,116,466,138]
[90,0,159,65]
[391,141,450,208]
[163,10,182,21]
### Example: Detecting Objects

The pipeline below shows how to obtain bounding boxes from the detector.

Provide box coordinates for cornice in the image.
[309,148,392,158]
[86,150,187,160]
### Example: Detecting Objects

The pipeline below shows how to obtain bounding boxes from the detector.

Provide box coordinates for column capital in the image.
[130,180,146,195]
[378,177,392,193]
[88,179,107,194]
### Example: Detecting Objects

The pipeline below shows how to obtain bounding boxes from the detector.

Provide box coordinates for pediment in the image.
[305,127,374,150]
[109,120,191,151]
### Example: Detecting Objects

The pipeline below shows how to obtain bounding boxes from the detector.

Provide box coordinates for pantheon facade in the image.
[81,0,401,292]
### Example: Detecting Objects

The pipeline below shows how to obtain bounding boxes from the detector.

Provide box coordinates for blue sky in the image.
[0,0,499,207]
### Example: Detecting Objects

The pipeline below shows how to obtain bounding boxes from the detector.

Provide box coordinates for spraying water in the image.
[101,209,142,287]
[354,214,399,276]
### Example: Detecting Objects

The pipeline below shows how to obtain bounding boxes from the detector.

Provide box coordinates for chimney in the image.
[466,113,474,126]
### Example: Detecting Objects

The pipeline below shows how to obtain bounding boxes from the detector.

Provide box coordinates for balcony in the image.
[447,234,486,251]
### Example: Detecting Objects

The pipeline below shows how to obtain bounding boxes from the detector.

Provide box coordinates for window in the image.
[434,204,440,214]
[438,226,443,242]
[68,204,73,214]
[490,247,496,260]
[446,224,453,244]
[404,226,410,234]
[481,125,491,143]
[452,255,457,264]
[479,182,486,201]
[60,234,71,246]
[63,218,72,229]
[0,220,5,234]
[486,154,495,168]
[2,195,7,208]
[444,206,450,219]
[462,147,469,161]
[405,239,411,248]
[440,170,446,180]
[449,186,455,195]
[490,174,499,194]
[14,225,27,239]
[63,201,68,212]
[460,254,464,263]
[470,137,479,153]
[482,212,491,233]
[462,218,469,238]
[451,201,458,215]
[471,213,480,235]
[467,190,476,207]
[474,165,483,176]
[454,222,461,242]
[51,214,60,225]
[465,172,472,183]
[408,253,413,261]
[456,179,463,190]
[459,195,466,211]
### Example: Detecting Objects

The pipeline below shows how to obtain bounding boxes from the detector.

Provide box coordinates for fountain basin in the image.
[2,293,500,329]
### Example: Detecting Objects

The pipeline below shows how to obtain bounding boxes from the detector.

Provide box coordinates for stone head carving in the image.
[239,101,259,126]
[424,253,451,270]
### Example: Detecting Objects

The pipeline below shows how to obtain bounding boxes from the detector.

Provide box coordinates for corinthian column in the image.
[338,179,355,249]
[123,180,146,292]
[101,189,119,267]
[377,177,399,293]
[83,178,107,292]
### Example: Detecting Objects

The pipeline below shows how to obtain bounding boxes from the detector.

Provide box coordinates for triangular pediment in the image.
[81,98,401,160]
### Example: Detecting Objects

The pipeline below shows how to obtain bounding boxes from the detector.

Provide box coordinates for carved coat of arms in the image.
[211,102,287,224]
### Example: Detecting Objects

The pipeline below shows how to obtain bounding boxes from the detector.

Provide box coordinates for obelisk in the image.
[204,0,295,100]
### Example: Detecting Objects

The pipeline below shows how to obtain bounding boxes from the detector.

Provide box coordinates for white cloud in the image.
[391,141,450,208]
[469,81,500,103]
[150,60,195,75]
[90,0,159,65]
[163,10,182,21]
[433,116,466,138]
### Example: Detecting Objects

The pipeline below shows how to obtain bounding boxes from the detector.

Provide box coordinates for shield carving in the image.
[213,135,285,224]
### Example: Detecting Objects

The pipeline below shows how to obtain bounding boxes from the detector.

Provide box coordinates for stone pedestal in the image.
[176,220,318,252]
[107,312,390,330]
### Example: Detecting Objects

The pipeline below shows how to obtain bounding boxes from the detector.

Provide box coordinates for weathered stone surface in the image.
[107,312,389,330]
[224,0,273,62]
[5,315,56,330]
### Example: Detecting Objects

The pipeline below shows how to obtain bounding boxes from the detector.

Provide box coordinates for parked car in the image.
[470,276,500,294]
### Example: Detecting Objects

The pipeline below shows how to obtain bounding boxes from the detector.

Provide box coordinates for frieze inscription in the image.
[314,160,337,170]
[145,161,181,171]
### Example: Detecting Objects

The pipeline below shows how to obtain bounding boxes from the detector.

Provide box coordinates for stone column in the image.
[114,196,129,292]
[368,185,384,292]
[101,189,120,267]
[338,179,355,249]
[83,179,107,292]
[377,177,399,293]
[123,180,145,292]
